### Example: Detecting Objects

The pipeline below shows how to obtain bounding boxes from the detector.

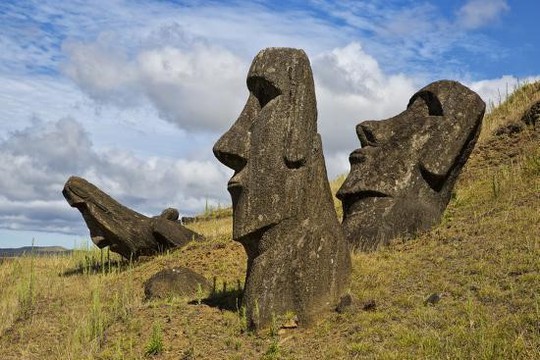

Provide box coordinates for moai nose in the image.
[356,120,383,147]
[213,131,249,172]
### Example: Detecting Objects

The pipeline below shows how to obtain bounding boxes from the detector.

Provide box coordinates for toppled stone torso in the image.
[63,176,203,259]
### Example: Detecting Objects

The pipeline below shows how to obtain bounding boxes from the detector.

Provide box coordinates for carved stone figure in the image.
[337,80,485,251]
[63,176,203,259]
[213,48,351,329]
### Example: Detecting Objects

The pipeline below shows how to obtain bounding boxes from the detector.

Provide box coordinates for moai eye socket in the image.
[407,90,444,116]
[247,76,282,108]
[419,163,447,192]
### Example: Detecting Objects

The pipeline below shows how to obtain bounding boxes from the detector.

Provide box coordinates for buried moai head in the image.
[337,80,486,251]
[213,48,350,329]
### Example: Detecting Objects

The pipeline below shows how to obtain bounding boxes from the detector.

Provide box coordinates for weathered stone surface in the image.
[159,207,180,221]
[337,80,485,251]
[213,48,351,329]
[62,176,203,259]
[144,267,211,300]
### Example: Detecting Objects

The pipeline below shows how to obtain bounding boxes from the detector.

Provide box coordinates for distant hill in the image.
[0,246,72,257]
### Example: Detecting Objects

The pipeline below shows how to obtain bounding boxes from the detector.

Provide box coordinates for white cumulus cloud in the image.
[0,118,230,235]
[137,43,246,131]
[313,42,417,158]
[457,0,509,29]
[62,32,247,132]
[468,74,540,110]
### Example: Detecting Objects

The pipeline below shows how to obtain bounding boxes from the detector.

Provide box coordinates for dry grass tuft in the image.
[480,81,540,141]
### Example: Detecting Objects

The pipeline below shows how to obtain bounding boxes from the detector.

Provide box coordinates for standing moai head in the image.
[214,48,351,329]
[214,47,318,240]
[337,80,485,251]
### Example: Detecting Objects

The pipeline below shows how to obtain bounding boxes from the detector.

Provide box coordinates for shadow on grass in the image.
[62,258,131,277]
[189,279,244,311]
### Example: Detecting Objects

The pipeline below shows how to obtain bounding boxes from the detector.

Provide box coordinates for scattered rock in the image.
[213,47,351,329]
[144,267,211,301]
[180,348,195,360]
[362,299,377,311]
[424,293,442,306]
[337,80,485,251]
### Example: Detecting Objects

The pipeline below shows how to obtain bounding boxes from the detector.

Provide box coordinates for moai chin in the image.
[213,48,351,329]
[337,80,486,251]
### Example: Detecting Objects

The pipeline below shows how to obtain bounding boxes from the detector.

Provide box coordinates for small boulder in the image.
[157,208,180,221]
[362,299,377,311]
[144,267,211,301]
[424,293,442,306]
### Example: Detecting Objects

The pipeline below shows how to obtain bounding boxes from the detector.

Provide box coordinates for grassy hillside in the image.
[1,83,539,359]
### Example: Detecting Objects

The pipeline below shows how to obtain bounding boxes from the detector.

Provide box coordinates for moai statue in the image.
[337,80,485,251]
[63,176,203,259]
[213,48,351,329]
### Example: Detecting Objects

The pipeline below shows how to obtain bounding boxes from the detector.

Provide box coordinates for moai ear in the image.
[284,61,317,169]
[407,90,444,116]
[417,89,485,191]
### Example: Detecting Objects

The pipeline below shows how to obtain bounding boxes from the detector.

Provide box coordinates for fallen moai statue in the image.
[337,80,486,251]
[62,176,203,259]
[213,48,351,329]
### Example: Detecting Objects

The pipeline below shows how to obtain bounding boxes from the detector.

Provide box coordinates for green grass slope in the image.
[0,83,539,359]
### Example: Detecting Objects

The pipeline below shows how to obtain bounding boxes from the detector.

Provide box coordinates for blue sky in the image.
[0,0,538,249]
